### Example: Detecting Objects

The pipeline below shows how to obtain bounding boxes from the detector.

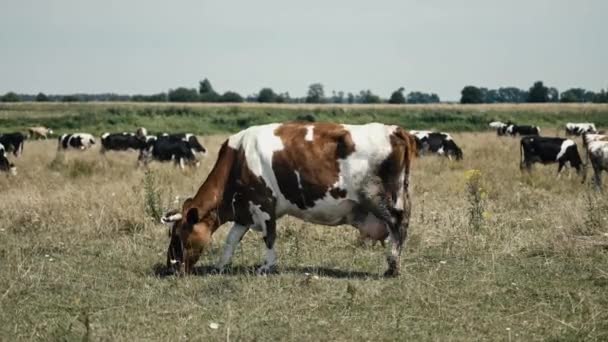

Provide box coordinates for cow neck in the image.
[188,141,236,230]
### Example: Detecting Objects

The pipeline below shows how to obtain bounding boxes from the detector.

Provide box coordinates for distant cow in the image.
[566,123,597,136]
[507,124,540,136]
[140,136,200,169]
[520,136,584,178]
[159,133,207,155]
[411,130,463,160]
[58,133,96,151]
[28,126,53,139]
[0,143,17,175]
[0,132,26,157]
[489,121,509,136]
[583,134,608,190]
[100,132,147,153]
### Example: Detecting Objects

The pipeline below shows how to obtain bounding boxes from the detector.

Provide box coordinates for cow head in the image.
[161,198,215,275]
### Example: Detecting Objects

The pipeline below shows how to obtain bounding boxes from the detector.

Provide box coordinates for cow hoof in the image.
[383,268,400,278]
[256,264,278,276]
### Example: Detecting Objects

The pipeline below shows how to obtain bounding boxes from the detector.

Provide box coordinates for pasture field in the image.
[1,102,608,136]
[1,131,607,341]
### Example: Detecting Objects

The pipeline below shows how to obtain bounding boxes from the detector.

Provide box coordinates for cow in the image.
[100,132,147,153]
[410,130,462,160]
[0,132,26,157]
[160,122,416,277]
[583,134,608,190]
[159,133,207,155]
[27,126,53,139]
[565,123,597,136]
[507,124,540,136]
[520,136,584,179]
[139,136,200,169]
[489,121,508,136]
[58,133,96,151]
[0,143,17,175]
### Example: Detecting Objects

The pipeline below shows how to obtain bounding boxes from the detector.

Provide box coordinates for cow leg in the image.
[557,161,565,177]
[257,219,278,275]
[593,166,603,191]
[359,182,410,277]
[216,223,249,272]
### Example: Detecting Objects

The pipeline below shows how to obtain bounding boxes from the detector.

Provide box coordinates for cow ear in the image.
[186,208,199,226]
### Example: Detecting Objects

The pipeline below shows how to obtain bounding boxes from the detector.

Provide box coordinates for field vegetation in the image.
[1,126,607,340]
[1,102,608,136]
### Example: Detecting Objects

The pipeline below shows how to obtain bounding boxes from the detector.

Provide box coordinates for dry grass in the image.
[1,132,608,340]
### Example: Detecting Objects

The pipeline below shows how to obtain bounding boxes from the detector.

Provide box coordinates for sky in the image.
[0,0,606,101]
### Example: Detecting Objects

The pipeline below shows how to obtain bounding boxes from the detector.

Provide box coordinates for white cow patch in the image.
[556,140,575,161]
[305,125,314,141]
[248,201,271,234]
[101,133,110,139]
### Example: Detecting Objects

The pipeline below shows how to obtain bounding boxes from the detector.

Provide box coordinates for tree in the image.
[219,91,243,103]
[257,88,277,103]
[168,87,199,102]
[1,92,20,102]
[407,91,440,104]
[61,95,79,102]
[35,92,49,102]
[547,87,559,102]
[198,78,219,102]
[388,87,406,104]
[330,91,345,104]
[306,83,325,103]
[347,92,355,104]
[357,90,381,104]
[199,78,215,94]
[527,81,549,103]
[560,88,586,103]
[496,87,527,103]
[460,86,483,104]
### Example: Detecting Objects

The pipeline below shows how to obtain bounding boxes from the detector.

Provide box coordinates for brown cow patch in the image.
[272,123,355,209]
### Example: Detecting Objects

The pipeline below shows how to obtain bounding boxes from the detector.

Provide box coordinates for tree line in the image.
[1,79,606,104]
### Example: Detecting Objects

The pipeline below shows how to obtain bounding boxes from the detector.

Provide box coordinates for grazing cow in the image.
[583,134,608,190]
[159,133,207,155]
[140,136,200,169]
[58,133,96,150]
[565,123,597,136]
[160,122,416,277]
[100,132,147,153]
[27,126,53,139]
[0,132,26,157]
[507,124,540,136]
[0,144,17,175]
[520,136,584,178]
[411,130,462,160]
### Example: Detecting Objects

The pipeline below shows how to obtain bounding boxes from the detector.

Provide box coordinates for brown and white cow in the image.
[161,122,416,277]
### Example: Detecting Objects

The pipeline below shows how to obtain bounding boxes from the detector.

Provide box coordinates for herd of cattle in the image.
[1,122,607,189]
[1,120,608,276]
[0,127,208,174]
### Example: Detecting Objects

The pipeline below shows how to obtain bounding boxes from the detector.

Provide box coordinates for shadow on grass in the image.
[152,263,379,280]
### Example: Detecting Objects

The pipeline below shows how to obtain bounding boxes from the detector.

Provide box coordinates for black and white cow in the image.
[411,130,463,160]
[0,132,26,157]
[0,143,17,175]
[507,124,541,136]
[140,136,200,169]
[159,133,207,155]
[58,133,96,150]
[520,136,584,178]
[100,132,147,153]
[583,134,608,190]
[489,121,509,136]
[565,123,597,136]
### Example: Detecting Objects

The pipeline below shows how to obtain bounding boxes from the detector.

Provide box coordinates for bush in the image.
[1,92,20,102]
[168,88,199,102]
[219,91,243,103]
